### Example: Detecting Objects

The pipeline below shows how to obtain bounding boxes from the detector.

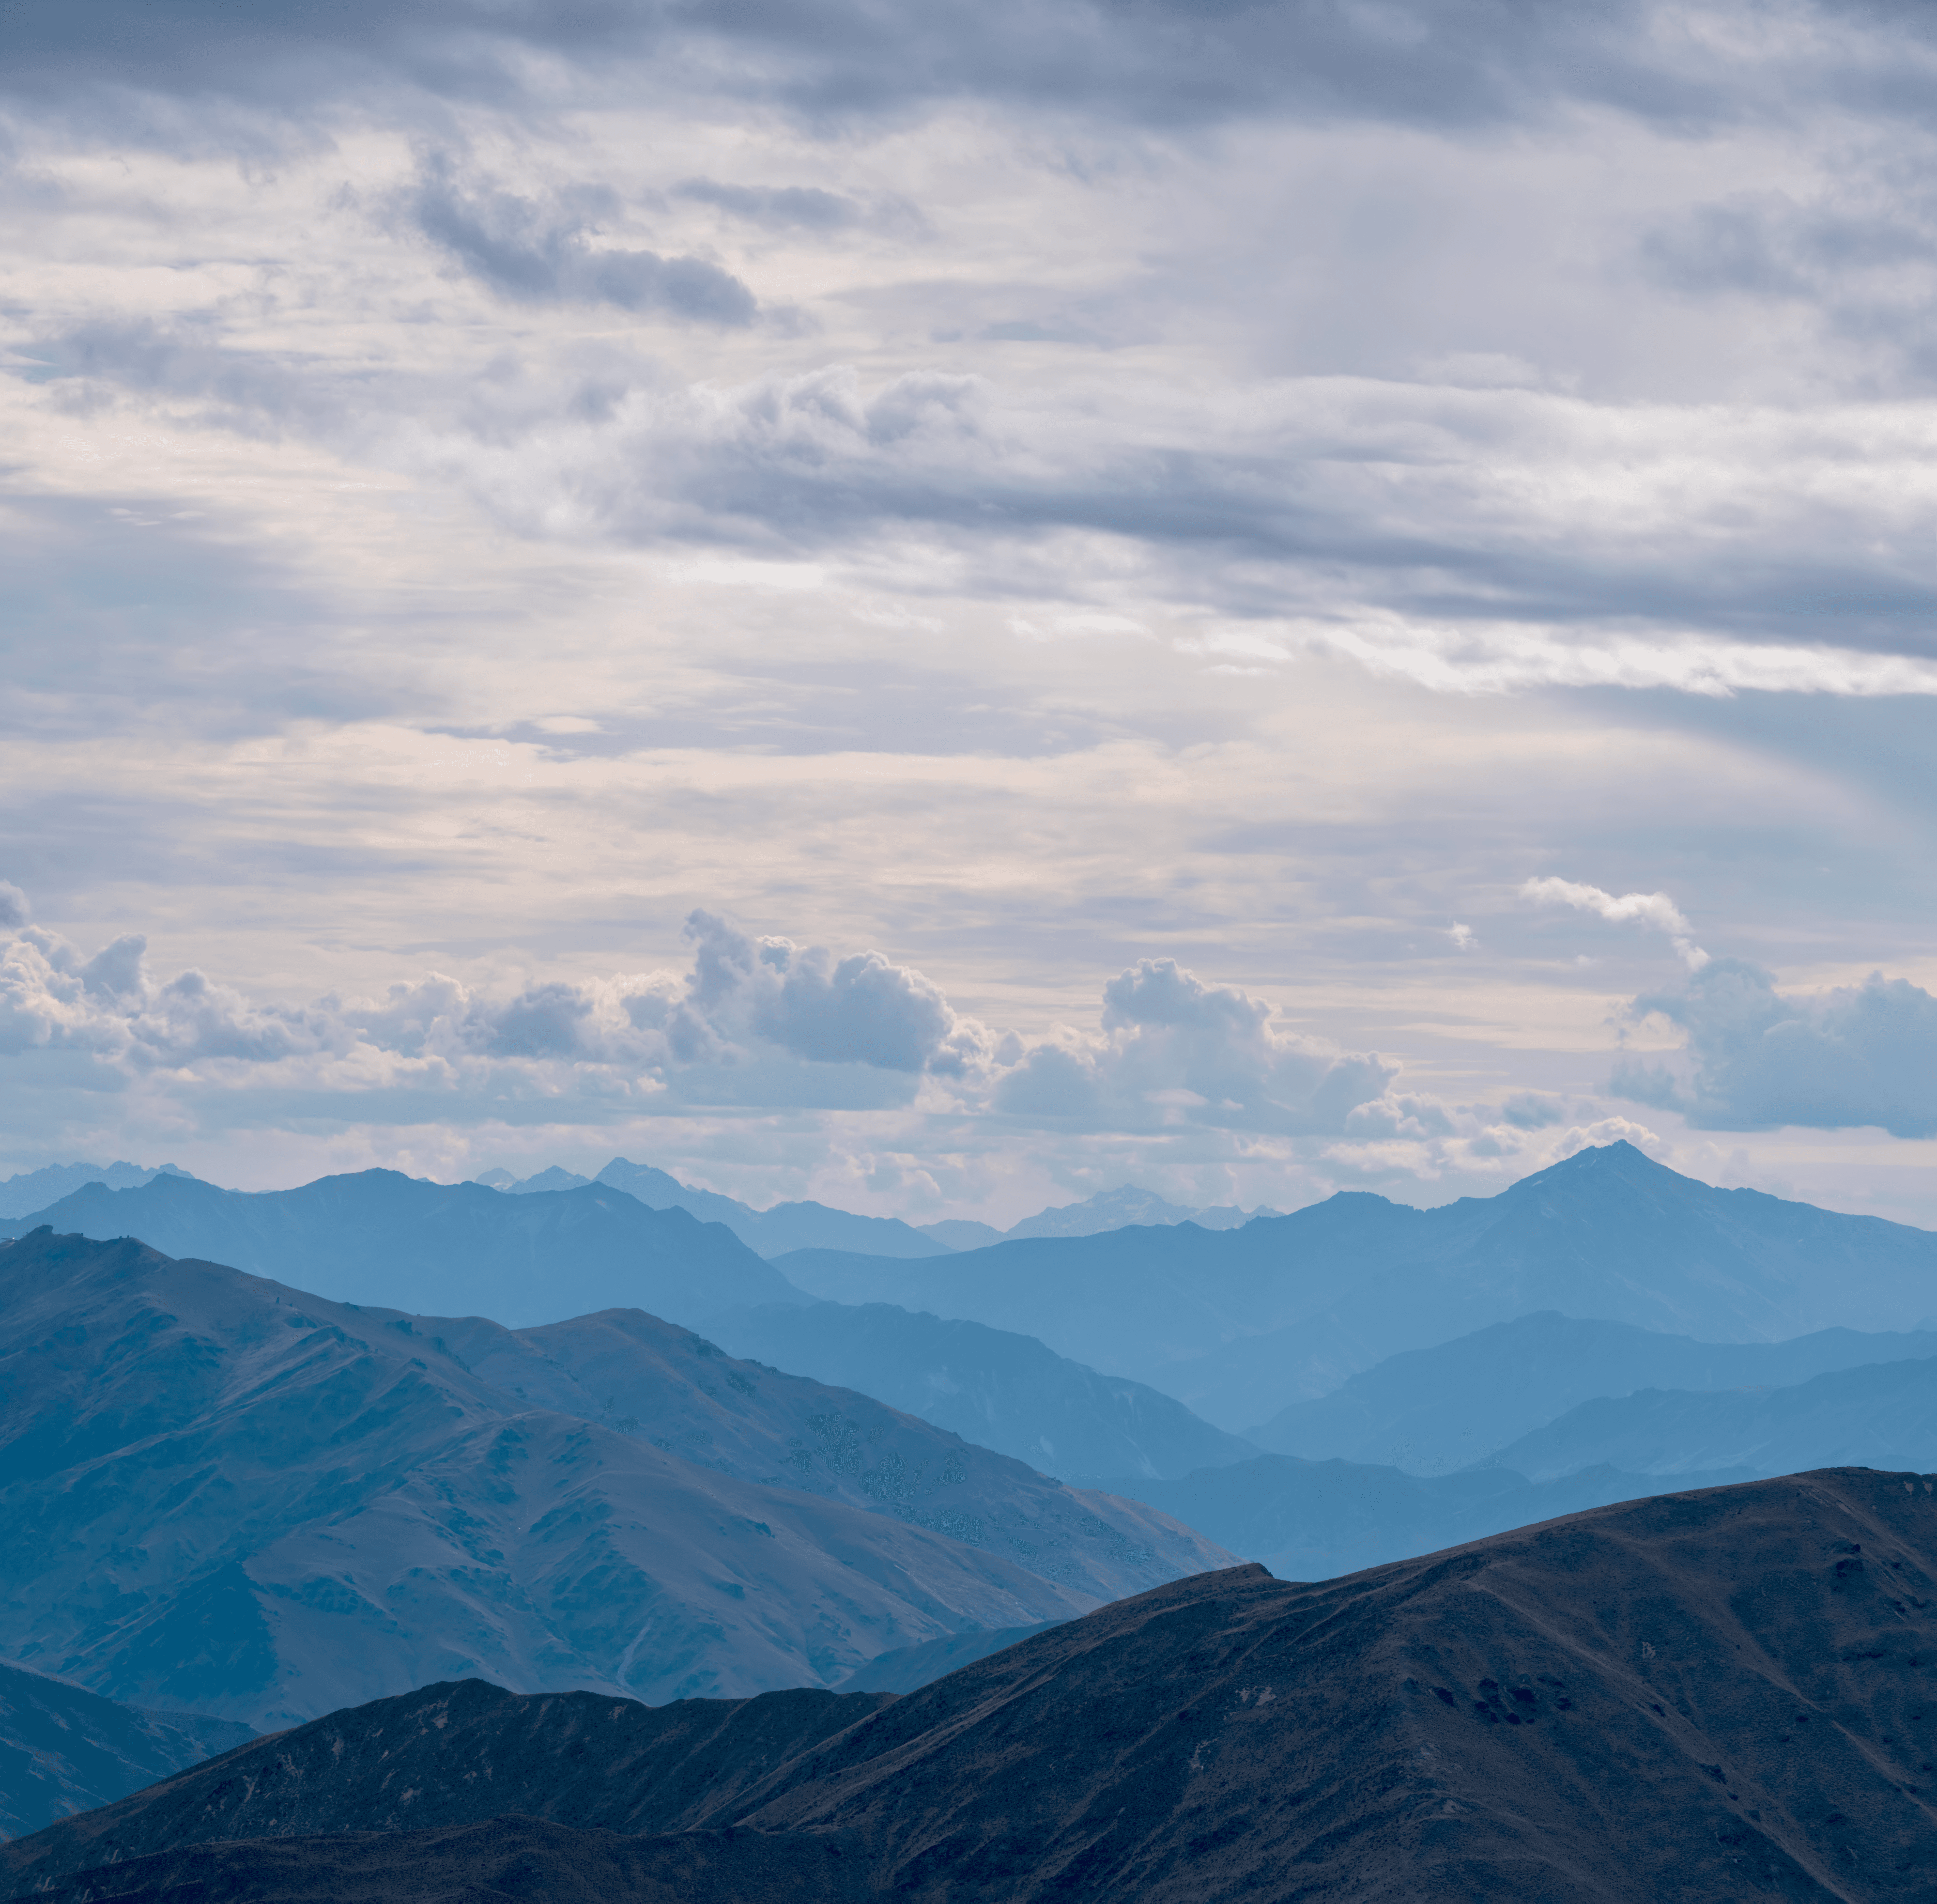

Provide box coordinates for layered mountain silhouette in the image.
[1247,1310,1937,1473]
[917,1184,1278,1250]
[7,1469,1935,1901]
[1477,1353,1937,1483]
[776,1143,1937,1427]
[707,1300,1256,1482]
[1097,1452,1754,1581]
[0,1172,801,1331]
[829,1620,1067,1693]
[0,1229,1227,1733]
[0,1665,251,1840]
[590,1159,953,1259]
[480,1160,1274,1258]
[0,1161,196,1219]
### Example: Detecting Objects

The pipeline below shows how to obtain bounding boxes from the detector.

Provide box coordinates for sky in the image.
[5,0,1937,1226]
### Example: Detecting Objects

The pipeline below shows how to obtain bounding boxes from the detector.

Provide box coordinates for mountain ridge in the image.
[1245,1310,1937,1473]
[0,1172,802,1330]
[0,1229,1227,1730]
[8,1468,1937,1901]
[776,1143,1937,1427]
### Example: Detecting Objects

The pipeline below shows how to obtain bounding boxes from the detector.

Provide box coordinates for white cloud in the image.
[1522,876,1710,970]
[993,957,1397,1137]
[0,899,1414,1151]
[1614,957,1937,1139]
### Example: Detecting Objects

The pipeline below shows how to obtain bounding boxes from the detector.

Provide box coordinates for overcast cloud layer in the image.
[5,0,1937,1223]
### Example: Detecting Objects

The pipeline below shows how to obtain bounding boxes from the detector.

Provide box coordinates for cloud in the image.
[1499,1091,1566,1129]
[1612,956,1937,1138]
[0,898,1412,1149]
[994,957,1397,1136]
[1639,182,1937,385]
[0,883,28,930]
[410,159,758,323]
[0,0,1756,134]
[0,900,984,1108]
[0,926,344,1068]
[673,179,862,231]
[1522,876,1709,969]
[678,911,988,1077]
[363,357,1937,697]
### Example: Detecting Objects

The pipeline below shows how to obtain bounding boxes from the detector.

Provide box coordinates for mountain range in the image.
[772,1142,1937,1428]
[706,1300,1257,1483]
[0,1665,252,1840]
[1246,1310,1937,1473]
[0,1171,800,1332]
[0,1228,1226,1731]
[0,1162,193,1220]
[6,1468,1933,1902]
[1477,1352,1937,1483]
[1096,1452,1757,1582]
[481,1159,1276,1258]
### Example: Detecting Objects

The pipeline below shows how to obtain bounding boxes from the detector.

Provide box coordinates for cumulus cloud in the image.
[411,158,757,323]
[0,901,1414,1147]
[0,883,28,929]
[994,957,1396,1135]
[1522,876,1709,969]
[0,900,986,1110]
[1612,956,1937,1138]
[677,911,989,1077]
[0,926,345,1069]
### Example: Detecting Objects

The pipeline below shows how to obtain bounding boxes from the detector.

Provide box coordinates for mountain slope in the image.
[0,1665,252,1841]
[705,1300,1257,1482]
[402,1304,1218,1599]
[829,1621,1065,1694]
[593,1159,952,1259]
[1246,1311,1937,1473]
[1477,1354,1937,1482]
[1096,1452,1755,1582]
[0,1679,888,1880]
[777,1143,1937,1426]
[0,1171,800,1329]
[0,1163,193,1220]
[0,1230,1227,1729]
[9,1469,1937,1902]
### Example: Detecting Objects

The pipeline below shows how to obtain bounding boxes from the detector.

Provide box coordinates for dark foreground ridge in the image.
[7,1468,1937,1901]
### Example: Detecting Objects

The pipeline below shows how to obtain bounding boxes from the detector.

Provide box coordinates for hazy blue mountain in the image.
[1245,1311,1937,1474]
[476,1165,1276,1256]
[0,1663,253,1840]
[591,1157,953,1259]
[994,1186,1272,1241]
[831,1620,1066,1694]
[775,1143,1937,1429]
[0,1171,800,1331]
[705,1300,1257,1483]
[477,1165,592,1193]
[0,1162,194,1220]
[914,1187,1279,1250]
[1097,1453,1754,1582]
[0,1228,1230,1728]
[916,1217,1007,1249]
[1474,1354,1937,1483]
